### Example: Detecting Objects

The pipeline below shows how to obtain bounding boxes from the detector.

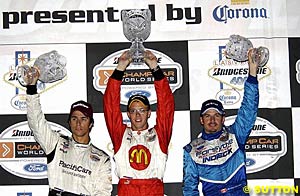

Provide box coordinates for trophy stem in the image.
[130,38,145,65]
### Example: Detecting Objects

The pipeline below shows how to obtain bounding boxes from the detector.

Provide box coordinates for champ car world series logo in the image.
[0,121,70,179]
[225,116,287,174]
[93,49,183,105]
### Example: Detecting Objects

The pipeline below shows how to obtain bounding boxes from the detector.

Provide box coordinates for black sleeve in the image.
[26,85,37,95]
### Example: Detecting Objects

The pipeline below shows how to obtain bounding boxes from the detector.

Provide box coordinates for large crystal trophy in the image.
[122,9,151,65]
[225,34,269,67]
[17,50,67,86]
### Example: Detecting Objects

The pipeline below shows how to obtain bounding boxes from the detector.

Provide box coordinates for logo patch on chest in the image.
[128,145,151,170]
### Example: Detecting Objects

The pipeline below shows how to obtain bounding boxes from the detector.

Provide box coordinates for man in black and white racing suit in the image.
[25,69,112,196]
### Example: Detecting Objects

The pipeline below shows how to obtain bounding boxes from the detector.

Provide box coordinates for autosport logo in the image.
[93,48,183,105]
[0,121,70,179]
[225,116,287,174]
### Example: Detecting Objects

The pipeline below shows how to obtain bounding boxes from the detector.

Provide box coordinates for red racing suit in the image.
[26,94,112,196]
[103,68,175,196]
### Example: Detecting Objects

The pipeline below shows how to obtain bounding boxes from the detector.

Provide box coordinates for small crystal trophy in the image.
[17,50,67,86]
[225,34,269,67]
[122,9,151,65]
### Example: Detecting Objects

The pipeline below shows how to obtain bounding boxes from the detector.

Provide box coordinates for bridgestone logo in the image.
[12,130,34,137]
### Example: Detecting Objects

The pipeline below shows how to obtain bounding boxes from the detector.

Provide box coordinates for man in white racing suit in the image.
[25,69,112,196]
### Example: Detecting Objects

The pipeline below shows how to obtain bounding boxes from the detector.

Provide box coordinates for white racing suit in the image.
[26,94,112,196]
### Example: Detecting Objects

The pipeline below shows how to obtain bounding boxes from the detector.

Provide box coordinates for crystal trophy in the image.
[225,34,269,67]
[17,50,67,86]
[122,9,151,65]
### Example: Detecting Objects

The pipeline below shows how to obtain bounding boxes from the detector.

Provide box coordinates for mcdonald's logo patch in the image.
[129,145,151,170]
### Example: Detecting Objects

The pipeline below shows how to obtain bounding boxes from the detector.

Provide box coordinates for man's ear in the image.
[148,110,151,118]
[199,117,204,125]
[127,111,130,119]
[222,115,226,124]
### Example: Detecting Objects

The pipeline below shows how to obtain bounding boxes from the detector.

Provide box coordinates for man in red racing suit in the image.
[103,50,175,196]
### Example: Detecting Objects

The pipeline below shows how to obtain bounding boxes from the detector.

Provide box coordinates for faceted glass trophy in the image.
[17,50,67,86]
[122,9,151,65]
[225,34,269,67]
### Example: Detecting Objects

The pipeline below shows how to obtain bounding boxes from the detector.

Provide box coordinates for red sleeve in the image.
[103,77,127,154]
[153,77,175,154]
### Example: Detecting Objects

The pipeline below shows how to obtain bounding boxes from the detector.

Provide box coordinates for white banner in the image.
[0,0,298,44]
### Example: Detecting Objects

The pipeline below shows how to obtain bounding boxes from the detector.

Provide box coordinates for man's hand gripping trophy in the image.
[16,50,67,86]
[22,65,40,86]
[117,50,158,72]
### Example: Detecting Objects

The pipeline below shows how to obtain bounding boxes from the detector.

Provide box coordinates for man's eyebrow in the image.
[70,115,88,118]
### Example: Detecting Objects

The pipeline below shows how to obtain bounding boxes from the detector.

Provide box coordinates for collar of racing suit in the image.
[201,127,224,141]
[71,137,92,149]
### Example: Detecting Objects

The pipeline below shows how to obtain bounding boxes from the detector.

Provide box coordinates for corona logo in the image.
[129,145,151,170]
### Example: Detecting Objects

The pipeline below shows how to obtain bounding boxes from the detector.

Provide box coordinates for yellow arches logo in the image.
[129,145,151,170]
